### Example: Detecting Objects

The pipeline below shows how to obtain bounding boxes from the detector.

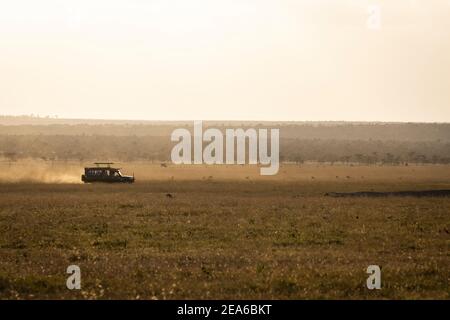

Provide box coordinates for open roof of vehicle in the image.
[93,162,115,167]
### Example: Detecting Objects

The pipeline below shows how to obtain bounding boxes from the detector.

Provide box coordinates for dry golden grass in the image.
[0,162,449,299]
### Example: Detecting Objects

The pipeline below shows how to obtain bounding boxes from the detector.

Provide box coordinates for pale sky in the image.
[1,0,449,122]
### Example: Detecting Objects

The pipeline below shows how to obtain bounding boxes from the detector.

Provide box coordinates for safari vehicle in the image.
[81,163,135,183]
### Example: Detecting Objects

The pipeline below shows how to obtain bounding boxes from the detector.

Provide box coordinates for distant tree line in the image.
[1,135,449,164]
[1,118,449,164]
[0,122,449,141]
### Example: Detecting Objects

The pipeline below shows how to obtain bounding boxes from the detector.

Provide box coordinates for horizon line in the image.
[1,114,449,125]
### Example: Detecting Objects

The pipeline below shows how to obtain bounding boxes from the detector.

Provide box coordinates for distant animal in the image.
[165,193,173,198]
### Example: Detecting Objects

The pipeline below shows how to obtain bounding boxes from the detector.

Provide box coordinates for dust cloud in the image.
[0,161,82,183]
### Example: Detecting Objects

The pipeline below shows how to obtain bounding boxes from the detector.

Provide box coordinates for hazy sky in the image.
[1,0,449,122]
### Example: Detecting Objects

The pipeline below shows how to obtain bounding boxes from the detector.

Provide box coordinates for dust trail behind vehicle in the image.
[0,160,81,183]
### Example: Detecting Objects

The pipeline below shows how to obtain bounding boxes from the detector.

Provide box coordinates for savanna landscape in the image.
[0,117,449,299]
[2,0,450,305]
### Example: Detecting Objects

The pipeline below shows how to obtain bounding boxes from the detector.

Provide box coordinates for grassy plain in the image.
[0,163,449,299]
